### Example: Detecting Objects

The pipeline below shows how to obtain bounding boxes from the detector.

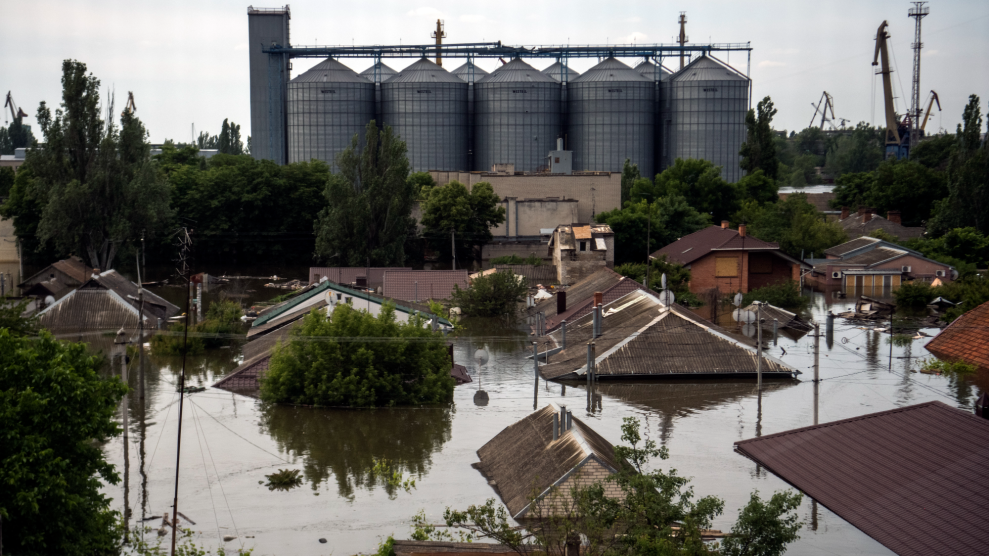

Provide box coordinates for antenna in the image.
[908,2,929,146]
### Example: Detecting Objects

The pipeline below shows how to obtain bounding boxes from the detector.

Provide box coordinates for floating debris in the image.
[265,468,303,491]
[176,386,206,394]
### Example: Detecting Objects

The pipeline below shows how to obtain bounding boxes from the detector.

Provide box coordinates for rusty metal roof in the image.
[925,300,989,370]
[475,404,620,519]
[382,270,468,302]
[734,401,989,556]
[539,290,799,380]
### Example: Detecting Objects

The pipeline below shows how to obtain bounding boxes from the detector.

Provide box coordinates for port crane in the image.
[873,21,910,159]
[919,90,940,132]
[122,92,137,117]
[4,91,28,126]
[809,91,836,129]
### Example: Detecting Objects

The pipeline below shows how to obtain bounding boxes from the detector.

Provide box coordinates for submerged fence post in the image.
[773,319,778,346]
[532,342,539,409]
[561,320,567,348]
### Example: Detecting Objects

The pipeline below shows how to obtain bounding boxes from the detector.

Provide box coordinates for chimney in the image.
[557,291,567,314]
[738,224,746,237]
[887,210,901,224]
[560,405,567,433]
[863,210,873,224]
[841,206,849,220]
[721,220,729,229]
[857,206,867,216]
[593,291,603,306]
[566,410,572,431]
[553,413,559,440]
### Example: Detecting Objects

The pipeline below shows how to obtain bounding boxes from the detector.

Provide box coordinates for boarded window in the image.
[715,257,738,277]
[749,253,772,274]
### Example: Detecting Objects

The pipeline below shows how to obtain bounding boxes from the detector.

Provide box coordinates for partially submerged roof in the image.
[651,226,792,267]
[94,270,181,320]
[382,270,469,302]
[546,274,647,332]
[475,404,620,519]
[740,303,813,331]
[734,401,989,556]
[925,300,989,370]
[539,290,800,381]
[36,287,150,332]
[308,266,411,287]
[530,267,626,322]
[19,256,93,296]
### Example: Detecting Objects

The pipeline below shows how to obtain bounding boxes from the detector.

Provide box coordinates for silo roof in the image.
[291,58,367,83]
[541,62,581,82]
[477,58,557,84]
[634,60,672,81]
[451,61,489,82]
[384,58,464,83]
[359,61,398,80]
[672,55,748,82]
[571,57,651,83]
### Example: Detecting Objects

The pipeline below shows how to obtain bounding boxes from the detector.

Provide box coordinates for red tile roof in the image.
[735,401,989,556]
[382,270,469,302]
[651,226,779,265]
[925,300,989,370]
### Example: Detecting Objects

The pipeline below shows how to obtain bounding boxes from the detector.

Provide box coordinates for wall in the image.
[533,458,622,516]
[247,8,291,164]
[873,254,953,282]
[493,198,579,237]
[481,240,552,267]
[0,217,21,296]
[747,252,798,290]
[688,252,747,294]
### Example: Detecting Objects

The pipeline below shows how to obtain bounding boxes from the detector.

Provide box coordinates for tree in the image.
[620,158,641,206]
[217,118,245,155]
[0,115,36,155]
[0,295,38,336]
[596,194,709,265]
[0,167,57,263]
[823,123,883,178]
[632,158,738,223]
[450,270,528,321]
[830,171,875,211]
[260,303,453,407]
[0,330,128,555]
[928,96,989,235]
[408,171,437,199]
[740,96,780,181]
[315,121,417,266]
[736,169,779,206]
[735,194,847,257]
[867,159,947,226]
[197,130,218,149]
[0,166,14,197]
[0,126,11,154]
[956,94,983,152]
[911,133,956,170]
[420,180,506,268]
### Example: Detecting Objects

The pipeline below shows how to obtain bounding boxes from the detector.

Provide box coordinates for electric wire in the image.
[190,398,223,544]
[191,401,242,548]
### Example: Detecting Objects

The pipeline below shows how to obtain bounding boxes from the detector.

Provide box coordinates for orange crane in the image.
[122,91,136,117]
[4,91,28,126]
[919,90,940,132]
[872,21,909,158]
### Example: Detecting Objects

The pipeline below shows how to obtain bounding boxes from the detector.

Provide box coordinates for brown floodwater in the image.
[102,286,984,555]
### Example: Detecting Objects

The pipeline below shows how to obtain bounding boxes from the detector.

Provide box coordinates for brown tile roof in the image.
[651,226,779,266]
[393,541,517,556]
[383,270,469,302]
[539,290,799,380]
[838,214,926,241]
[308,267,411,287]
[531,267,625,321]
[925,300,989,370]
[475,404,620,519]
[734,401,989,556]
[36,288,149,332]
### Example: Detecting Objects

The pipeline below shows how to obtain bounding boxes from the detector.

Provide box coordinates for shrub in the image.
[451,270,528,321]
[893,281,936,308]
[151,299,244,355]
[490,254,542,266]
[260,303,453,407]
[741,280,809,311]
[921,358,977,376]
[615,256,699,306]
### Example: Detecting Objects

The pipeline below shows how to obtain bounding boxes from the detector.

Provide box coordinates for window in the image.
[579,241,587,252]
[716,257,738,277]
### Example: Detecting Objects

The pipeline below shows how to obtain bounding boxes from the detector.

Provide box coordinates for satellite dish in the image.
[733,292,743,307]
[740,323,757,337]
[733,308,756,323]
[658,290,675,306]
[661,273,667,290]
[474,347,489,366]
[44,295,56,305]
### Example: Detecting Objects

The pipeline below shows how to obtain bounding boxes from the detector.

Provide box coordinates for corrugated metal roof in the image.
[838,214,926,240]
[383,58,464,83]
[634,60,672,81]
[546,275,646,332]
[591,380,796,417]
[36,288,148,332]
[393,540,515,555]
[382,270,468,302]
[450,61,489,83]
[530,267,626,321]
[734,401,989,556]
[539,290,799,380]
[19,256,92,288]
[291,58,367,83]
[925,300,989,370]
[308,267,411,287]
[671,55,748,82]
[476,58,556,84]
[359,61,398,80]
[839,246,907,267]
[475,404,620,518]
[252,281,334,327]
[95,270,181,320]
[571,57,650,83]
[822,236,881,257]
[540,61,581,82]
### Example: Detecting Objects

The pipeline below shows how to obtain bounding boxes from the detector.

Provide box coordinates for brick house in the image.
[650,222,809,295]
[837,206,925,241]
[548,223,615,285]
[808,236,955,289]
[925,300,989,371]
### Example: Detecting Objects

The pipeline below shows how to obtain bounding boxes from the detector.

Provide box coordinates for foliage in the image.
[0,166,14,196]
[633,158,737,223]
[408,171,436,199]
[427,299,445,318]
[734,194,847,257]
[830,159,947,226]
[130,526,253,556]
[867,228,899,242]
[490,253,543,266]
[736,169,779,206]
[423,417,803,556]
[740,96,780,181]
[901,227,989,274]
[928,97,989,236]
[911,134,956,170]
[217,118,245,155]
[450,270,528,321]
[0,167,57,263]
[260,303,453,407]
[370,457,417,494]
[893,275,989,322]
[0,295,38,336]
[150,321,206,356]
[741,281,809,311]
[420,180,506,267]
[596,194,709,266]
[375,536,397,556]
[892,281,936,308]
[620,158,641,206]
[0,114,36,154]
[614,256,697,306]
[921,358,977,376]
[0,330,128,555]
[264,468,303,491]
[315,121,417,267]
[151,299,243,355]
[823,123,883,178]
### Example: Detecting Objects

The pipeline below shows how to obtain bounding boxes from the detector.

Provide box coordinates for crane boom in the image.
[4,91,29,124]
[873,21,907,158]
[809,91,836,129]
[920,90,940,132]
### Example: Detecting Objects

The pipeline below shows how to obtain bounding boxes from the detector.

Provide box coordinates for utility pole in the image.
[136,251,145,400]
[532,342,539,410]
[677,12,688,70]
[756,302,763,390]
[908,2,929,147]
[431,19,446,67]
[170,229,193,556]
[813,322,820,426]
[451,229,456,271]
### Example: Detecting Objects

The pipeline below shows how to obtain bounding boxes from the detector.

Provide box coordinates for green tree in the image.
[911,133,956,170]
[420,180,506,268]
[0,126,11,154]
[633,158,738,222]
[0,295,38,336]
[736,194,847,257]
[830,171,876,211]
[739,96,780,181]
[866,159,947,226]
[0,330,128,555]
[1,115,36,154]
[597,194,709,265]
[0,166,14,196]
[450,270,528,321]
[620,158,641,206]
[217,118,245,155]
[315,121,417,266]
[408,171,437,199]
[736,169,779,206]
[823,123,883,178]
[928,96,989,235]
[197,130,218,149]
[0,168,57,263]
[260,303,453,407]
[956,94,983,152]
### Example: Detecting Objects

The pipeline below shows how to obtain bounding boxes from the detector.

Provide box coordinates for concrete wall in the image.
[481,240,552,267]
[493,198,579,238]
[248,8,291,164]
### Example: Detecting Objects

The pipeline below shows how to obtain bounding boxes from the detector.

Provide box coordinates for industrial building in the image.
[247,6,752,180]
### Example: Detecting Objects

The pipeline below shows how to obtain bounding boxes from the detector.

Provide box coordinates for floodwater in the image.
[101,284,985,556]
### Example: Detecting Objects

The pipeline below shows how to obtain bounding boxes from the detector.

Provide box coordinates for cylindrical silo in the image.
[568,57,655,177]
[287,58,375,170]
[381,58,468,172]
[473,58,562,173]
[451,61,489,84]
[451,61,489,170]
[541,62,580,82]
[359,62,398,127]
[541,62,579,152]
[635,60,671,178]
[668,55,750,182]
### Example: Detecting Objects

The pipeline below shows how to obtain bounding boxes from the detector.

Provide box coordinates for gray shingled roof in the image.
[837,214,926,241]
[95,270,181,320]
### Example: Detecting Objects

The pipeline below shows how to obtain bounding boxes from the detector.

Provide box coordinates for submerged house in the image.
[19,256,94,303]
[538,289,800,381]
[924,300,989,371]
[809,236,955,288]
[528,267,642,332]
[474,404,622,520]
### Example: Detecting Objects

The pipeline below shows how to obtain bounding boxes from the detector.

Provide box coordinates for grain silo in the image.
[451,61,489,169]
[568,57,655,176]
[666,55,749,182]
[634,60,671,178]
[473,58,562,173]
[286,58,375,169]
[359,61,398,83]
[381,58,468,172]
[450,61,489,84]
[540,62,581,82]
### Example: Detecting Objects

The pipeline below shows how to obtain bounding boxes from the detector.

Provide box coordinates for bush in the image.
[260,303,453,407]
[921,358,977,376]
[615,256,700,307]
[151,299,244,355]
[936,276,989,322]
[893,281,936,308]
[741,280,809,311]
[490,254,542,266]
[450,270,528,322]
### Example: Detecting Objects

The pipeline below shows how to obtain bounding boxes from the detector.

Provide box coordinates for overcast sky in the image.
[3,0,987,144]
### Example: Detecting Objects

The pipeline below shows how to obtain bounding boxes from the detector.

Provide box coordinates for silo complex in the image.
[451,61,489,84]
[666,55,749,182]
[568,58,655,177]
[473,58,561,173]
[359,61,398,83]
[287,59,375,169]
[381,58,469,172]
[452,61,489,169]
[635,60,671,179]
[541,62,580,82]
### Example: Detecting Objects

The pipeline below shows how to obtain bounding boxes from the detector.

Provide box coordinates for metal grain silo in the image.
[634,60,671,177]
[667,55,750,182]
[287,58,375,170]
[541,62,580,82]
[451,61,488,84]
[381,58,468,172]
[473,58,562,173]
[568,57,655,177]
[451,61,489,169]
[359,61,398,83]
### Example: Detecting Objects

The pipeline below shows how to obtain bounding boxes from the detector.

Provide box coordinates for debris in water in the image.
[265,468,303,491]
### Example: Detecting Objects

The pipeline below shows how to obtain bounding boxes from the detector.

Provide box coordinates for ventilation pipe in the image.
[557,137,564,151]
[560,405,567,434]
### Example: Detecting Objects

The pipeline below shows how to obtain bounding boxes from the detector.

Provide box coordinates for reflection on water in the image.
[259,404,454,498]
